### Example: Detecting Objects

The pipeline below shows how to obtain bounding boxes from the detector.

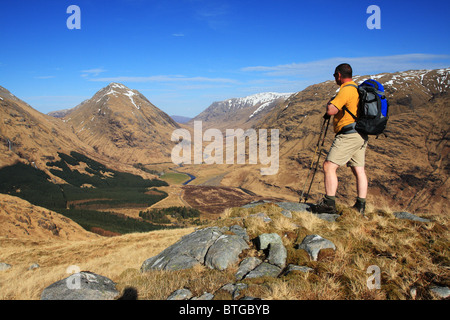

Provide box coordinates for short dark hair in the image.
[335,63,353,78]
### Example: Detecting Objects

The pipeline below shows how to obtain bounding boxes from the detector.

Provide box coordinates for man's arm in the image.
[326,102,339,116]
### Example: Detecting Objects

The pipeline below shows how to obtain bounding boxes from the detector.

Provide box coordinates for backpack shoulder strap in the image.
[343,84,358,90]
[342,105,357,120]
[341,83,359,120]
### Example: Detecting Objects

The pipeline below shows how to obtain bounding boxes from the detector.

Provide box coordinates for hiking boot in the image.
[353,200,366,216]
[311,197,337,214]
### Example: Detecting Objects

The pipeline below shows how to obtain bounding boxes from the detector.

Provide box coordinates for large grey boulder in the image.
[256,233,283,250]
[267,243,287,268]
[205,234,249,270]
[296,234,336,261]
[41,272,119,300]
[141,227,222,271]
[141,226,249,272]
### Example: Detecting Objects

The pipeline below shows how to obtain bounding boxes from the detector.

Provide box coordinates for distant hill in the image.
[170,115,192,124]
[187,92,293,130]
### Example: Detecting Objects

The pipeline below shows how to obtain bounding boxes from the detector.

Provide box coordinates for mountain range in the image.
[1,67,449,215]
[187,92,293,130]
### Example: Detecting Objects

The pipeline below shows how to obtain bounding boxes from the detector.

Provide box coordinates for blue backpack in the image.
[344,79,389,136]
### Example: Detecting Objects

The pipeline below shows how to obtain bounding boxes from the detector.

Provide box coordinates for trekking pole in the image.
[299,116,330,203]
[303,117,330,203]
[299,117,327,202]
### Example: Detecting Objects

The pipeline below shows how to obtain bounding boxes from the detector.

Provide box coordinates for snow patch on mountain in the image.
[123,90,140,110]
[249,101,274,118]
[223,92,293,111]
[352,68,450,93]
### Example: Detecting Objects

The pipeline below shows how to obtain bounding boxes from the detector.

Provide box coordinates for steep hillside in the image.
[188,92,293,130]
[0,86,96,179]
[62,83,180,164]
[0,194,99,240]
[220,68,449,214]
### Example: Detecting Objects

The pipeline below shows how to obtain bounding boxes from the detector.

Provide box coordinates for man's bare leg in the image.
[351,166,367,215]
[351,166,368,198]
[324,160,339,196]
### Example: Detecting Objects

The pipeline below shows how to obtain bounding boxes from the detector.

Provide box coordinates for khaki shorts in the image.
[326,132,368,167]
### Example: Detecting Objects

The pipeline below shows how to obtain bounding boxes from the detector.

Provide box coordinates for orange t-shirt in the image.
[329,81,359,133]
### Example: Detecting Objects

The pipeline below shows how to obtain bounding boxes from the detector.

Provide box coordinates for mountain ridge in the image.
[187,91,293,130]
[61,82,180,164]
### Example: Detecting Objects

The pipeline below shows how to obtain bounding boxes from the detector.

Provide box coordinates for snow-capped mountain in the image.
[188,92,293,130]
[355,67,449,94]
[59,83,179,164]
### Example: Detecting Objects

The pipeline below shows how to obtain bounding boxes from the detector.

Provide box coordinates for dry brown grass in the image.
[0,227,194,300]
[211,203,449,300]
[0,200,448,300]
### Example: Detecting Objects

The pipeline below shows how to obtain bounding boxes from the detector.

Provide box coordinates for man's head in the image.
[334,63,353,85]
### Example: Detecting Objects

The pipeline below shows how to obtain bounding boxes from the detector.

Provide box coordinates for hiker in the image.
[311,63,368,215]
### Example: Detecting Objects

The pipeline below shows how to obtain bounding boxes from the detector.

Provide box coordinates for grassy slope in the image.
[0,152,172,235]
[0,202,448,300]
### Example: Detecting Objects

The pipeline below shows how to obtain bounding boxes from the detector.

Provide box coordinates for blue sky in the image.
[0,0,449,117]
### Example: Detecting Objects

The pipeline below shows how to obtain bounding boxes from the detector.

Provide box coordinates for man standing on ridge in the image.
[311,63,368,216]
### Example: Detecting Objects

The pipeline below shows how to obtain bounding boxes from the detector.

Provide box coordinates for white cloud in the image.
[35,75,55,79]
[242,54,450,78]
[81,68,107,77]
[172,33,185,37]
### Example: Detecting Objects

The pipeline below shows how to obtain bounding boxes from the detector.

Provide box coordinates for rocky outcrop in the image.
[296,234,336,261]
[256,233,283,250]
[141,226,249,272]
[41,271,119,300]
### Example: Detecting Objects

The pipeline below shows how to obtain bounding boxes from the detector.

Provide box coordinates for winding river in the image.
[182,173,196,185]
